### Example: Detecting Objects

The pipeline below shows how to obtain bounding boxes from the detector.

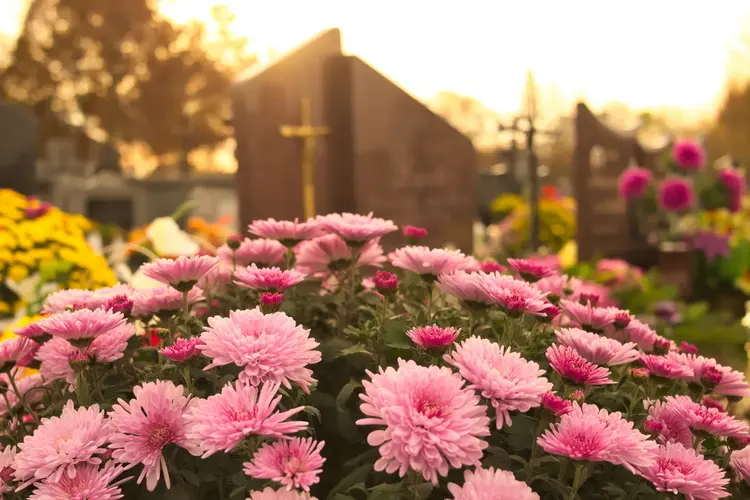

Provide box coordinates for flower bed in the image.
[0,213,749,499]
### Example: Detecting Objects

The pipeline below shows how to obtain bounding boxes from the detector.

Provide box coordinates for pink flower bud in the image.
[373,271,399,294]
[542,392,572,417]
[260,292,284,313]
[403,225,428,241]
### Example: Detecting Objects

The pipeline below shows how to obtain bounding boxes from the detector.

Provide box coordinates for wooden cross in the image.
[279,97,330,220]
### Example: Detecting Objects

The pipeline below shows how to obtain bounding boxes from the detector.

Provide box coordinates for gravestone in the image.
[232,29,476,251]
[0,100,38,195]
[573,103,664,265]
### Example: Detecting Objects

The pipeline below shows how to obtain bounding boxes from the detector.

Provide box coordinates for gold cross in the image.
[279,97,330,220]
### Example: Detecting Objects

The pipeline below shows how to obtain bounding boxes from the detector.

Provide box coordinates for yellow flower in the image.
[737,273,750,296]
[7,265,29,283]
[558,240,578,270]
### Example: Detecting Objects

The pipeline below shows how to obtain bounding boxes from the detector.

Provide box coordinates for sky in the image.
[2,0,750,118]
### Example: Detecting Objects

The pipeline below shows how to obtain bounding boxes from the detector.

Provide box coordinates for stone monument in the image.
[232,29,476,251]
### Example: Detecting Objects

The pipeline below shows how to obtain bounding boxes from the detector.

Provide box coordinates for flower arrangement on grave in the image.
[1,212,749,499]
[0,189,116,324]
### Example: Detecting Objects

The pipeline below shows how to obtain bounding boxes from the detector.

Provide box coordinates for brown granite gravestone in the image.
[232,29,477,251]
[573,103,663,264]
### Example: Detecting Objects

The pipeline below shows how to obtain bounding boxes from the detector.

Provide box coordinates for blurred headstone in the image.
[0,100,38,195]
[232,29,477,251]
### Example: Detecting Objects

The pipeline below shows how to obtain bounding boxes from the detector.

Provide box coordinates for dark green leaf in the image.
[334,345,374,360]
[328,463,372,497]
[336,380,362,411]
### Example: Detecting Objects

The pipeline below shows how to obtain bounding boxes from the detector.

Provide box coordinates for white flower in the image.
[146,217,199,257]
[128,269,163,290]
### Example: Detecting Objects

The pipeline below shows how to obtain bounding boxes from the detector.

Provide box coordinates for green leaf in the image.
[336,380,362,411]
[328,463,372,497]
[369,482,405,499]
[229,487,247,498]
[302,405,322,423]
[334,344,374,360]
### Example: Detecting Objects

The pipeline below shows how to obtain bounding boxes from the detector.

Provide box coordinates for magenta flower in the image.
[438,271,490,305]
[478,273,550,316]
[677,354,750,397]
[480,260,506,273]
[407,325,460,350]
[672,139,705,170]
[243,437,325,492]
[556,328,639,366]
[36,308,126,341]
[295,234,385,278]
[24,201,51,220]
[545,344,614,386]
[217,238,287,267]
[141,255,218,290]
[105,295,133,316]
[131,287,204,317]
[317,212,398,242]
[447,467,540,499]
[185,381,308,457]
[0,446,15,495]
[13,320,46,339]
[356,359,490,484]
[542,392,573,417]
[507,258,555,282]
[445,336,552,428]
[159,337,204,362]
[14,401,111,488]
[693,231,731,261]
[730,446,750,484]
[402,225,428,241]
[108,380,198,491]
[538,402,658,472]
[644,400,694,448]
[638,442,729,499]
[248,217,323,243]
[234,265,307,292]
[28,462,129,500]
[199,308,321,392]
[559,300,620,332]
[247,488,317,500]
[658,177,695,212]
[372,270,399,293]
[389,246,474,278]
[639,354,693,380]
[618,165,653,201]
[719,167,745,212]
[260,292,284,312]
[664,395,750,439]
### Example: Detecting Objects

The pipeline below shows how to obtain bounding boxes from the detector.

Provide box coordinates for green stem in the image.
[373,296,389,368]
[182,366,193,394]
[182,291,190,334]
[568,463,588,500]
[425,285,435,322]
[76,371,90,407]
[8,370,39,424]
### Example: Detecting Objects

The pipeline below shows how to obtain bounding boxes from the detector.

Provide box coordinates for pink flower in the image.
[0,446,15,495]
[317,212,398,242]
[372,270,399,293]
[702,397,726,413]
[234,265,307,292]
[631,367,651,380]
[28,462,129,500]
[14,320,46,339]
[438,271,490,305]
[407,325,460,349]
[403,225,428,241]
[0,336,39,367]
[295,234,385,278]
[105,295,133,316]
[218,238,287,267]
[478,273,550,316]
[533,274,570,302]
[141,255,218,290]
[356,359,490,484]
[621,318,661,352]
[243,437,325,492]
[672,139,705,170]
[199,308,321,392]
[730,446,750,484]
[159,337,204,362]
[199,264,234,291]
[545,345,614,386]
[555,328,640,366]
[542,392,573,417]
[639,354,694,380]
[507,258,555,281]
[644,400,694,448]
[41,286,132,314]
[0,373,44,417]
[638,442,729,499]
[677,354,750,397]
[185,381,308,457]
[36,308,126,341]
[658,177,695,212]
[389,246,474,278]
[480,260,506,273]
[131,287,204,317]
[108,380,198,491]
[247,488,317,500]
[663,395,750,439]
[447,467,540,499]
[619,166,653,201]
[559,300,620,332]
[445,336,552,428]
[260,292,284,312]
[720,167,745,212]
[538,402,658,472]
[14,401,111,488]
[248,218,323,243]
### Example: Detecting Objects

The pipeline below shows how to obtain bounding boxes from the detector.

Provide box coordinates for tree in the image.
[1,0,254,170]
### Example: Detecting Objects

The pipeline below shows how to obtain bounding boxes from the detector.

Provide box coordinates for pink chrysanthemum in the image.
[658,177,695,213]
[141,255,218,290]
[295,234,385,278]
[317,212,398,242]
[556,328,639,366]
[218,238,288,267]
[159,337,204,362]
[480,260,506,273]
[248,218,323,243]
[538,402,658,472]
[36,308,126,341]
[41,289,97,314]
[356,359,490,484]
[644,400,694,448]
[619,165,653,201]
[0,336,39,367]
[13,319,46,339]
[243,437,325,492]
[675,353,750,397]
[545,345,614,386]
[638,442,729,499]
[730,446,750,484]
[131,287,204,317]
[445,336,552,429]
[663,395,750,439]
[447,467,540,500]
[14,401,111,488]
[407,325,460,349]
[477,273,550,317]
[108,380,198,491]
[533,274,571,302]
[570,279,616,307]
[559,300,620,332]
[234,265,307,292]
[247,488,317,500]
[28,462,130,500]
[0,446,15,495]
[507,258,555,282]
[542,392,573,417]
[198,263,234,291]
[185,381,308,457]
[388,246,473,277]
[639,354,693,380]
[672,139,705,170]
[720,167,746,212]
[438,271,490,305]
[199,308,321,392]
[0,372,44,417]
[620,318,661,352]
[372,270,399,293]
